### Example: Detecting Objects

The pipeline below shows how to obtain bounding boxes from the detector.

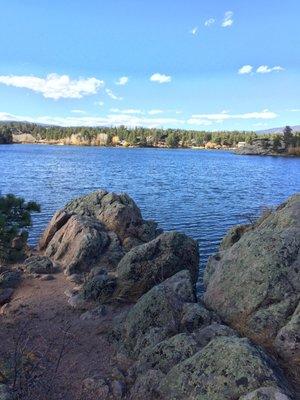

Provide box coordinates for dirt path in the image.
[0,272,128,399]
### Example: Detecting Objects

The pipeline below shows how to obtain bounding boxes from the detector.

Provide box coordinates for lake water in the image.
[1,144,299,290]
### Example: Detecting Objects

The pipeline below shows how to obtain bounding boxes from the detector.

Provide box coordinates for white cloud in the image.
[0,111,184,129]
[190,27,198,35]
[222,11,234,27]
[150,73,171,84]
[188,110,277,125]
[0,73,104,100]
[110,108,143,114]
[148,109,163,115]
[256,65,284,74]
[71,109,86,114]
[204,18,215,27]
[288,108,300,112]
[238,65,253,75]
[105,88,123,100]
[94,101,104,107]
[116,76,129,85]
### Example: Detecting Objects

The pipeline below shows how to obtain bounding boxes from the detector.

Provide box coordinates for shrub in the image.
[0,194,40,262]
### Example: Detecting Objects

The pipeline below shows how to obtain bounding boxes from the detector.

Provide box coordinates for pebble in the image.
[40,274,55,281]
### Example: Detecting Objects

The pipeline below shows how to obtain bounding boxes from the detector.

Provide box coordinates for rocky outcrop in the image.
[35,191,299,399]
[115,232,199,301]
[158,336,290,400]
[235,138,286,156]
[204,194,300,373]
[39,190,161,274]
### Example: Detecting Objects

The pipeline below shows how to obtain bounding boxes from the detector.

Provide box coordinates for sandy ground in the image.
[0,272,130,400]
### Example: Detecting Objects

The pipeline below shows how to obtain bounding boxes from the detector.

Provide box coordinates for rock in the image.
[135,333,199,374]
[115,232,199,301]
[129,369,165,400]
[23,255,55,274]
[204,194,300,369]
[111,380,125,399]
[134,328,170,356]
[40,274,55,281]
[80,306,107,320]
[67,273,83,284]
[38,190,161,274]
[0,288,14,305]
[39,210,71,250]
[192,323,238,349]
[274,301,300,364]
[44,215,110,274]
[67,294,87,310]
[82,273,117,302]
[158,336,290,400]
[120,270,196,355]
[180,302,211,332]
[239,386,292,400]
[0,270,21,288]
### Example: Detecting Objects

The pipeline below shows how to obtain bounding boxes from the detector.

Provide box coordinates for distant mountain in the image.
[257,125,300,134]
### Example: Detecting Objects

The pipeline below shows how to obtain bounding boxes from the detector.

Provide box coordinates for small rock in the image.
[67,274,83,284]
[0,270,21,289]
[67,294,87,310]
[111,380,125,399]
[80,306,107,320]
[64,288,79,298]
[23,255,55,274]
[40,274,55,281]
[0,288,14,306]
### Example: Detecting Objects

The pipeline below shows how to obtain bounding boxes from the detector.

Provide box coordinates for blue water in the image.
[1,144,299,289]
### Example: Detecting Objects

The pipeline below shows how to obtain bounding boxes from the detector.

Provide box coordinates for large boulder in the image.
[115,232,199,301]
[39,190,161,273]
[119,270,196,355]
[43,215,110,274]
[158,336,290,400]
[204,194,300,369]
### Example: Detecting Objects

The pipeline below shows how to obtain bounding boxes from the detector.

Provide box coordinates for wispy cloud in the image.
[150,73,171,84]
[221,11,234,27]
[238,65,253,75]
[256,65,284,74]
[110,108,143,114]
[204,18,215,27]
[148,109,163,115]
[105,88,123,100]
[115,76,129,85]
[188,110,277,125]
[71,109,86,114]
[190,27,198,35]
[0,73,104,99]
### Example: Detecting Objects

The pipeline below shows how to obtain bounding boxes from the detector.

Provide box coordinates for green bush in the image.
[0,194,40,262]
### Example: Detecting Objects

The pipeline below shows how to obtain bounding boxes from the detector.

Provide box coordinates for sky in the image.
[0,0,299,131]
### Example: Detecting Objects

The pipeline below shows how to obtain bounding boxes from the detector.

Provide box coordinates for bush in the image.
[0,194,40,262]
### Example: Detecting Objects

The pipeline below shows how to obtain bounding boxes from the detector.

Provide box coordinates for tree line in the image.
[0,121,299,149]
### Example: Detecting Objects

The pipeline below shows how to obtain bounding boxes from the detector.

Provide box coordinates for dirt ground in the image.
[0,272,130,400]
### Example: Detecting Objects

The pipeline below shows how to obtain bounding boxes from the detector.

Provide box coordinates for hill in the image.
[257,125,300,134]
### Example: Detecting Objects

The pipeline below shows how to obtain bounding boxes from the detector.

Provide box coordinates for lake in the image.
[1,144,299,290]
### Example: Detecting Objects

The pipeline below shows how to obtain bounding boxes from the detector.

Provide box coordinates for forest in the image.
[0,121,299,149]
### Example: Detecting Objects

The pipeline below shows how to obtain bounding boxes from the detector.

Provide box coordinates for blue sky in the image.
[0,0,299,130]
